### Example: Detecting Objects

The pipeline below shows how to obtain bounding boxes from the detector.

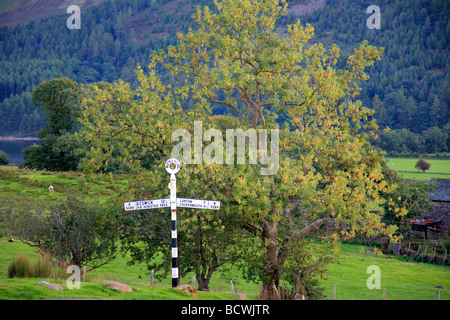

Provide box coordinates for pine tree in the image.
[372,94,388,127]
[428,94,445,127]
[414,102,431,133]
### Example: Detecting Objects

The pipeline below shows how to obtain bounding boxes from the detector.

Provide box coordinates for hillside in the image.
[0,0,107,27]
[0,0,448,152]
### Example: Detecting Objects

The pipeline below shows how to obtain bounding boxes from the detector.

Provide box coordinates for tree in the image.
[380,163,435,234]
[371,94,387,128]
[428,94,445,128]
[0,150,10,165]
[30,78,81,137]
[80,0,399,300]
[396,128,424,153]
[404,96,418,130]
[20,78,84,171]
[161,0,396,300]
[422,126,448,153]
[3,196,119,272]
[415,159,431,173]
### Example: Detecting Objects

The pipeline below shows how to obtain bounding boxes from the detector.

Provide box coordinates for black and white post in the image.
[166,158,181,287]
[123,158,221,288]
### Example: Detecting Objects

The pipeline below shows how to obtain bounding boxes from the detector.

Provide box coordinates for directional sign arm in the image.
[177,198,221,210]
[123,198,170,211]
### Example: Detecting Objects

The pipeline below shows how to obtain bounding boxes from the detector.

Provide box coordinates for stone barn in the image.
[425,178,450,236]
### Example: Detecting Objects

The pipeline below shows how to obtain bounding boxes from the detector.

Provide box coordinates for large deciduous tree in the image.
[161,0,398,299]
[80,0,402,299]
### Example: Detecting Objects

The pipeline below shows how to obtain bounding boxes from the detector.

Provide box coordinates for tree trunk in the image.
[196,265,217,291]
[196,276,211,291]
[261,217,324,300]
[262,216,281,300]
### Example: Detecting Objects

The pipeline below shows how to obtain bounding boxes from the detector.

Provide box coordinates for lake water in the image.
[0,139,41,165]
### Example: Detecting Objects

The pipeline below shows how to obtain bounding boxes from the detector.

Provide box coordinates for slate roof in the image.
[428,178,450,202]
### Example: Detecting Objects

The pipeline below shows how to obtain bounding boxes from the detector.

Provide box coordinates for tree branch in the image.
[293,219,324,242]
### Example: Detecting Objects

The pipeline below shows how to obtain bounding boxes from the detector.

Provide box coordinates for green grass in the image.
[386,158,450,180]
[0,166,449,300]
[320,243,450,300]
[0,166,127,213]
[0,237,240,300]
[1,237,448,300]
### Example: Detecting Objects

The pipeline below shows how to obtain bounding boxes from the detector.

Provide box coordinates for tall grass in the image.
[7,253,30,278]
[7,252,66,279]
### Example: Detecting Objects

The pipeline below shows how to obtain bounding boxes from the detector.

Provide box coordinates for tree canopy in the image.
[79,0,401,299]
[20,78,84,171]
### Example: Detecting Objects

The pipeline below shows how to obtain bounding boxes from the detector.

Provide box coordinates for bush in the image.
[444,235,450,253]
[5,195,119,271]
[0,150,10,165]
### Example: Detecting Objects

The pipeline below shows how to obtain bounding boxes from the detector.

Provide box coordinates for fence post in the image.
[436,290,440,300]
[333,285,336,300]
[383,288,386,300]
[150,269,154,285]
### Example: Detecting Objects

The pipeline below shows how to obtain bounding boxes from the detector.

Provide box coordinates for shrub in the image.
[5,195,119,271]
[444,235,450,253]
[0,150,10,165]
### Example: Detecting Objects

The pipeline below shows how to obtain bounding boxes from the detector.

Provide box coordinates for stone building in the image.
[426,178,450,235]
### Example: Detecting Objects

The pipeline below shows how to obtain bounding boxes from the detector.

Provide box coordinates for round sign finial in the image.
[165,158,181,175]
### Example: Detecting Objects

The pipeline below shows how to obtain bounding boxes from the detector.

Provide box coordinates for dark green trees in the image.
[20,78,83,171]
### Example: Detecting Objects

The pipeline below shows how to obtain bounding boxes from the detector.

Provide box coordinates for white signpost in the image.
[123,158,220,288]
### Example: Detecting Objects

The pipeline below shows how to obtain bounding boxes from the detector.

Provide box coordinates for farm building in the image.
[423,178,450,236]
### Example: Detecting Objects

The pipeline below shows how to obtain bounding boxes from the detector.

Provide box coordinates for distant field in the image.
[386,158,450,180]
[0,166,127,211]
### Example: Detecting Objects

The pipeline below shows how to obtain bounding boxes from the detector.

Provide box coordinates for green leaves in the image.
[79,0,394,299]
[78,66,184,174]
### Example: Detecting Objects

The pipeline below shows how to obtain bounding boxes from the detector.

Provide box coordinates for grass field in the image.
[0,166,127,212]
[0,166,449,300]
[386,158,450,180]
[0,236,239,300]
[322,243,449,300]
[1,237,448,300]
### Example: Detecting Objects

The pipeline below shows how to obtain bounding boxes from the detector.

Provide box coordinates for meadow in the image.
[0,166,449,300]
[385,158,450,180]
[1,236,448,300]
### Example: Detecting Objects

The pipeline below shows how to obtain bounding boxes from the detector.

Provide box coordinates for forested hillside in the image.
[0,0,448,153]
